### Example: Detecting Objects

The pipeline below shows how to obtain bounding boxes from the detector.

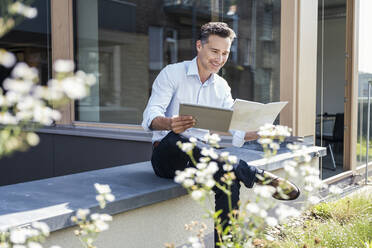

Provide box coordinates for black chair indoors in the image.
[320,113,344,170]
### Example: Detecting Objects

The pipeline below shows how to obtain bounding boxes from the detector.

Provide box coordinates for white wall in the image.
[316,17,346,115]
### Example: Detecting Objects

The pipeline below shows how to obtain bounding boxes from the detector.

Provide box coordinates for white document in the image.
[229,99,287,132]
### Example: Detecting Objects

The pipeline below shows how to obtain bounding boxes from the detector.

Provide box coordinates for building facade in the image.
[0,0,370,185]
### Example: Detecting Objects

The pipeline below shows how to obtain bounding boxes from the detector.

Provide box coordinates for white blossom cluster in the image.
[70,184,114,248]
[8,2,38,18]
[175,137,239,201]
[0,221,55,248]
[94,183,115,209]
[174,126,345,247]
[72,208,113,233]
[257,124,292,157]
[203,133,221,147]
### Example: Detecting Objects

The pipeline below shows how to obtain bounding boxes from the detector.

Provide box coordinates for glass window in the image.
[356,0,372,166]
[0,0,51,85]
[74,0,281,125]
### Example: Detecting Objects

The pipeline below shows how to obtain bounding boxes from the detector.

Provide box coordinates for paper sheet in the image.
[229,99,287,132]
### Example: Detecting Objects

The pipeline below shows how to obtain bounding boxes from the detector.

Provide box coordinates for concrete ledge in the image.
[0,162,186,231]
[0,144,326,233]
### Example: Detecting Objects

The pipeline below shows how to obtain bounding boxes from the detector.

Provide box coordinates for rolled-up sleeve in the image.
[142,66,175,131]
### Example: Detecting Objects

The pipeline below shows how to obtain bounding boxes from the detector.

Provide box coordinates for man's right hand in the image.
[170,115,195,134]
[150,115,195,133]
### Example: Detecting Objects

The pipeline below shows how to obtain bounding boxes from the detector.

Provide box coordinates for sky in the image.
[358,0,372,74]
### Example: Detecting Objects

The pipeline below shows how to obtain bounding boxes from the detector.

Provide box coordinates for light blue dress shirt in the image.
[142,57,245,146]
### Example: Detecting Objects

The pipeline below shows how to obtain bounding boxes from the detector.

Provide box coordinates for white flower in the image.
[99,214,113,222]
[94,220,109,232]
[94,183,111,194]
[223,164,233,172]
[17,97,42,111]
[0,49,16,68]
[104,193,115,202]
[9,2,37,18]
[183,179,195,187]
[180,142,193,152]
[304,185,314,192]
[283,162,298,177]
[259,209,268,218]
[269,142,280,150]
[28,242,42,248]
[329,185,342,194]
[246,202,259,214]
[257,138,272,145]
[204,133,221,145]
[201,147,218,160]
[33,106,60,125]
[265,216,278,227]
[75,71,96,86]
[96,194,104,202]
[13,245,26,248]
[61,77,87,99]
[31,221,49,236]
[205,179,215,188]
[253,185,276,198]
[205,161,219,175]
[192,243,202,248]
[10,229,27,244]
[191,190,204,200]
[3,79,33,94]
[184,167,197,177]
[196,162,207,170]
[0,242,10,248]
[11,62,38,80]
[0,112,18,125]
[174,172,186,183]
[54,60,75,73]
[5,91,21,105]
[23,7,37,18]
[76,209,90,219]
[227,155,237,164]
[188,236,199,243]
[220,151,229,159]
[199,157,210,163]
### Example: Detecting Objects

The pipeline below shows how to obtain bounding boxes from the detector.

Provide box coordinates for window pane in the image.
[75,0,281,124]
[356,0,372,166]
[0,0,51,85]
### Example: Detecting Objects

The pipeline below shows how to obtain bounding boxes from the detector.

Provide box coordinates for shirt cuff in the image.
[232,130,246,147]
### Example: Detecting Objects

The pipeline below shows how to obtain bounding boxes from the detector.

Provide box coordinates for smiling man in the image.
[142,22,299,247]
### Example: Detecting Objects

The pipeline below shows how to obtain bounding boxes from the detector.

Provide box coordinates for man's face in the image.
[196,34,232,74]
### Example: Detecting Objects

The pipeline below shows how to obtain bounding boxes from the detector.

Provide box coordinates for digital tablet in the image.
[179,103,233,132]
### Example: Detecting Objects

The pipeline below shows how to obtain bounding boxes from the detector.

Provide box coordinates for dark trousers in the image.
[151,132,259,247]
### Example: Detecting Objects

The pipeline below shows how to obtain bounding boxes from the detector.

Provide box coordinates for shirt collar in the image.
[187,57,215,85]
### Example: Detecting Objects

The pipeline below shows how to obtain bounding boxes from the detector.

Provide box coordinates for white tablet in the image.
[179,103,233,132]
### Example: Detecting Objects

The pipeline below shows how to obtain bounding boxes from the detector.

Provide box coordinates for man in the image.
[142,22,299,246]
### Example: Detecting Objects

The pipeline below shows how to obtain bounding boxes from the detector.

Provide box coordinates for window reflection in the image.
[0,0,51,85]
[75,0,281,125]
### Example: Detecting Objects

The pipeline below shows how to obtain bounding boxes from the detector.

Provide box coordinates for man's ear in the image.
[196,40,202,52]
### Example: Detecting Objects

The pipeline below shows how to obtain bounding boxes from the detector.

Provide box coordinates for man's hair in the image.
[199,22,236,44]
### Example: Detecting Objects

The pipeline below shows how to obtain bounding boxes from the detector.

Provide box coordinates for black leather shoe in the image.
[256,170,300,201]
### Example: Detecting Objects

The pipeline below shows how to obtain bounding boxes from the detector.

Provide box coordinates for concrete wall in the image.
[0,132,152,186]
[43,156,320,248]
